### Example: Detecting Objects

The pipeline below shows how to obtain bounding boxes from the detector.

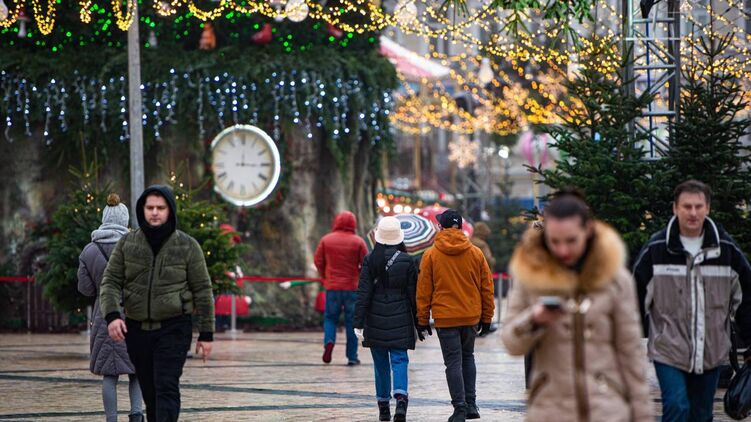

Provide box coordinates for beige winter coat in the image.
[502,222,654,422]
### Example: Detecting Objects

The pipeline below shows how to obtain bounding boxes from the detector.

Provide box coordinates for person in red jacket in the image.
[315,211,368,365]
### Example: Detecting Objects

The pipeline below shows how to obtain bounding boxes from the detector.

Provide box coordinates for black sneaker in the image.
[394,394,408,422]
[378,401,391,421]
[466,402,480,419]
[448,406,466,422]
[128,414,144,422]
[347,359,361,366]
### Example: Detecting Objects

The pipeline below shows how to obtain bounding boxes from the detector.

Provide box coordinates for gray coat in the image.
[78,241,135,376]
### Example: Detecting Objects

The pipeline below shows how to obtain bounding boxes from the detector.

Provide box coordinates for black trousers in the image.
[125,315,192,422]
[436,326,477,408]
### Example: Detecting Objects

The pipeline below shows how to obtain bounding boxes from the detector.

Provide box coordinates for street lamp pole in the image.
[127,6,144,226]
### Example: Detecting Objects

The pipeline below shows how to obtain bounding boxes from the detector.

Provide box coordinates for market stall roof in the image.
[379,36,451,81]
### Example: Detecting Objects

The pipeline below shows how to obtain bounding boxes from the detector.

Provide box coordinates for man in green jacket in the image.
[100,185,215,422]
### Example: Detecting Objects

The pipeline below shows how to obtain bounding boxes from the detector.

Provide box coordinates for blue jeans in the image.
[370,347,409,402]
[654,361,721,422]
[323,290,358,362]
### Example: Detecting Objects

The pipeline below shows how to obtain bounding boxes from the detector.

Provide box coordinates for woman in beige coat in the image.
[501,190,653,422]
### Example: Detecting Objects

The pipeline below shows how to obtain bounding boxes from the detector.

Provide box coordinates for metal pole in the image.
[230,294,237,333]
[128,6,144,226]
[26,280,31,332]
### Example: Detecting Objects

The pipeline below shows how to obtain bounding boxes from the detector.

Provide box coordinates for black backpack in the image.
[724,325,751,420]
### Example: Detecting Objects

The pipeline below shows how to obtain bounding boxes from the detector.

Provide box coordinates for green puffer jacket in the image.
[100,228,215,334]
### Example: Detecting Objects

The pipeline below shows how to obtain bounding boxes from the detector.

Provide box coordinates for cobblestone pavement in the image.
[0,330,735,421]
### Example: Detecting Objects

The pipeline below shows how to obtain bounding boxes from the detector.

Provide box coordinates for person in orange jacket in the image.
[416,209,495,422]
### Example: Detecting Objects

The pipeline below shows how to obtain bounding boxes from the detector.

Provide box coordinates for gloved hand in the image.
[354,328,364,341]
[417,324,432,341]
[477,322,492,337]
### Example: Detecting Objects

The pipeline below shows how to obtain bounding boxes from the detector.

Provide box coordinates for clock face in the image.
[210,125,281,207]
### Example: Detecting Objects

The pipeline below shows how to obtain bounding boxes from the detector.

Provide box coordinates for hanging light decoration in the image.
[394,0,417,27]
[148,29,158,47]
[269,0,285,22]
[448,135,479,169]
[199,22,216,50]
[155,0,177,16]
[477,57,494,85]
[17,6,30,37]
[0,0,9,21]
[284,0,308,22]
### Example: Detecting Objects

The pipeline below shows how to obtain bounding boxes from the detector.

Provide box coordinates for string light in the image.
[187,0,226,22]
[79,0,92,23]
[30,0,56,35]
[112,0,137,31]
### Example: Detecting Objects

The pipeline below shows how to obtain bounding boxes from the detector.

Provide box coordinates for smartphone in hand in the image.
[539,296,563,311]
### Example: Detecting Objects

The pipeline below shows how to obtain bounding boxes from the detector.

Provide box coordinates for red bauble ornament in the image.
[251,23,273,45]
[326,23,344,39]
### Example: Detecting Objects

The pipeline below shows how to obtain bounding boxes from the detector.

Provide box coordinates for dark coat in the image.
[354,246,418,350]
[78,241,136,376]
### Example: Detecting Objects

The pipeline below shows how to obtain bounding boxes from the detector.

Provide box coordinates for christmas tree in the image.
[36,160,109,312]
[529,40,667,258]
[664,29,751,255]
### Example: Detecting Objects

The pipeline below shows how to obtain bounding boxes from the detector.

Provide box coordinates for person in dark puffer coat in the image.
[78,193,144,422]
[354,216,419,422]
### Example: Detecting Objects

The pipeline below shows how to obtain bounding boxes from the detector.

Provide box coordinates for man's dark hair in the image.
[544,188,592,226]
[673,179,712,204]
[146,191,166,200]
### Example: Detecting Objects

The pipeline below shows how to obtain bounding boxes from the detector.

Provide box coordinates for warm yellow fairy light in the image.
[30,0,56,35]
[112,0,137,30]
[79,0,92,23]
[188,0,226,22]
[0,0,19,28]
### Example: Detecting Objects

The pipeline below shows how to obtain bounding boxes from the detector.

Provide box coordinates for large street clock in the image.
[210,125,281,207]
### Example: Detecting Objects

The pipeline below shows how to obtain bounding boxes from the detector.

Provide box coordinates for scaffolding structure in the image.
[623,0,682,158]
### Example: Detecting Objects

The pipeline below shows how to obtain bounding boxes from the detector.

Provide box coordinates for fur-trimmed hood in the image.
[509,221,626,294]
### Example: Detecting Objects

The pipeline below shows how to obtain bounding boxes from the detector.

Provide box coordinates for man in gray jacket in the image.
[634,180,751,421]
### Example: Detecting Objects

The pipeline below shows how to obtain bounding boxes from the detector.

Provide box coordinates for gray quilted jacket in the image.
[78,241,136,376]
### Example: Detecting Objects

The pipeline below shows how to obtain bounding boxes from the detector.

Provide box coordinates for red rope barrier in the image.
[0,273,509,284]
[0,276,33,283]
[237,276,322,283]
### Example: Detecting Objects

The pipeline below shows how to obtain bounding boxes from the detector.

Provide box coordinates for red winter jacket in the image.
[314,212,368,291]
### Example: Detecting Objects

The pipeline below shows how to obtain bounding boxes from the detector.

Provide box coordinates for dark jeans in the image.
[323,290,358,362]
[437,326,477,408]
[654,361,721,422]
[125,315,192,422]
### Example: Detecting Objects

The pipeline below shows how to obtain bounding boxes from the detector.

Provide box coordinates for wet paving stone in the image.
[0,331,735,421]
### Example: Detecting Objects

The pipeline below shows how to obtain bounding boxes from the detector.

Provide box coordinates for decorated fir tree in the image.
[664,30,751,255]
[529,40,667,258]
[37,164,244,313]
[167,173,245,295]
[36,161,110,312]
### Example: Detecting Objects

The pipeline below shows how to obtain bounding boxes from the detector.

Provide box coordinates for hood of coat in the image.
[509,221,626,294]
[472,222,491,240]
[332,211,357,233]
[434,228,473,256]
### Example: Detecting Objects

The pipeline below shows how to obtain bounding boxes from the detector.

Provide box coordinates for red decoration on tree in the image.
[251,23,273,45]
[199,22,216,50]
[326,23,344,39]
